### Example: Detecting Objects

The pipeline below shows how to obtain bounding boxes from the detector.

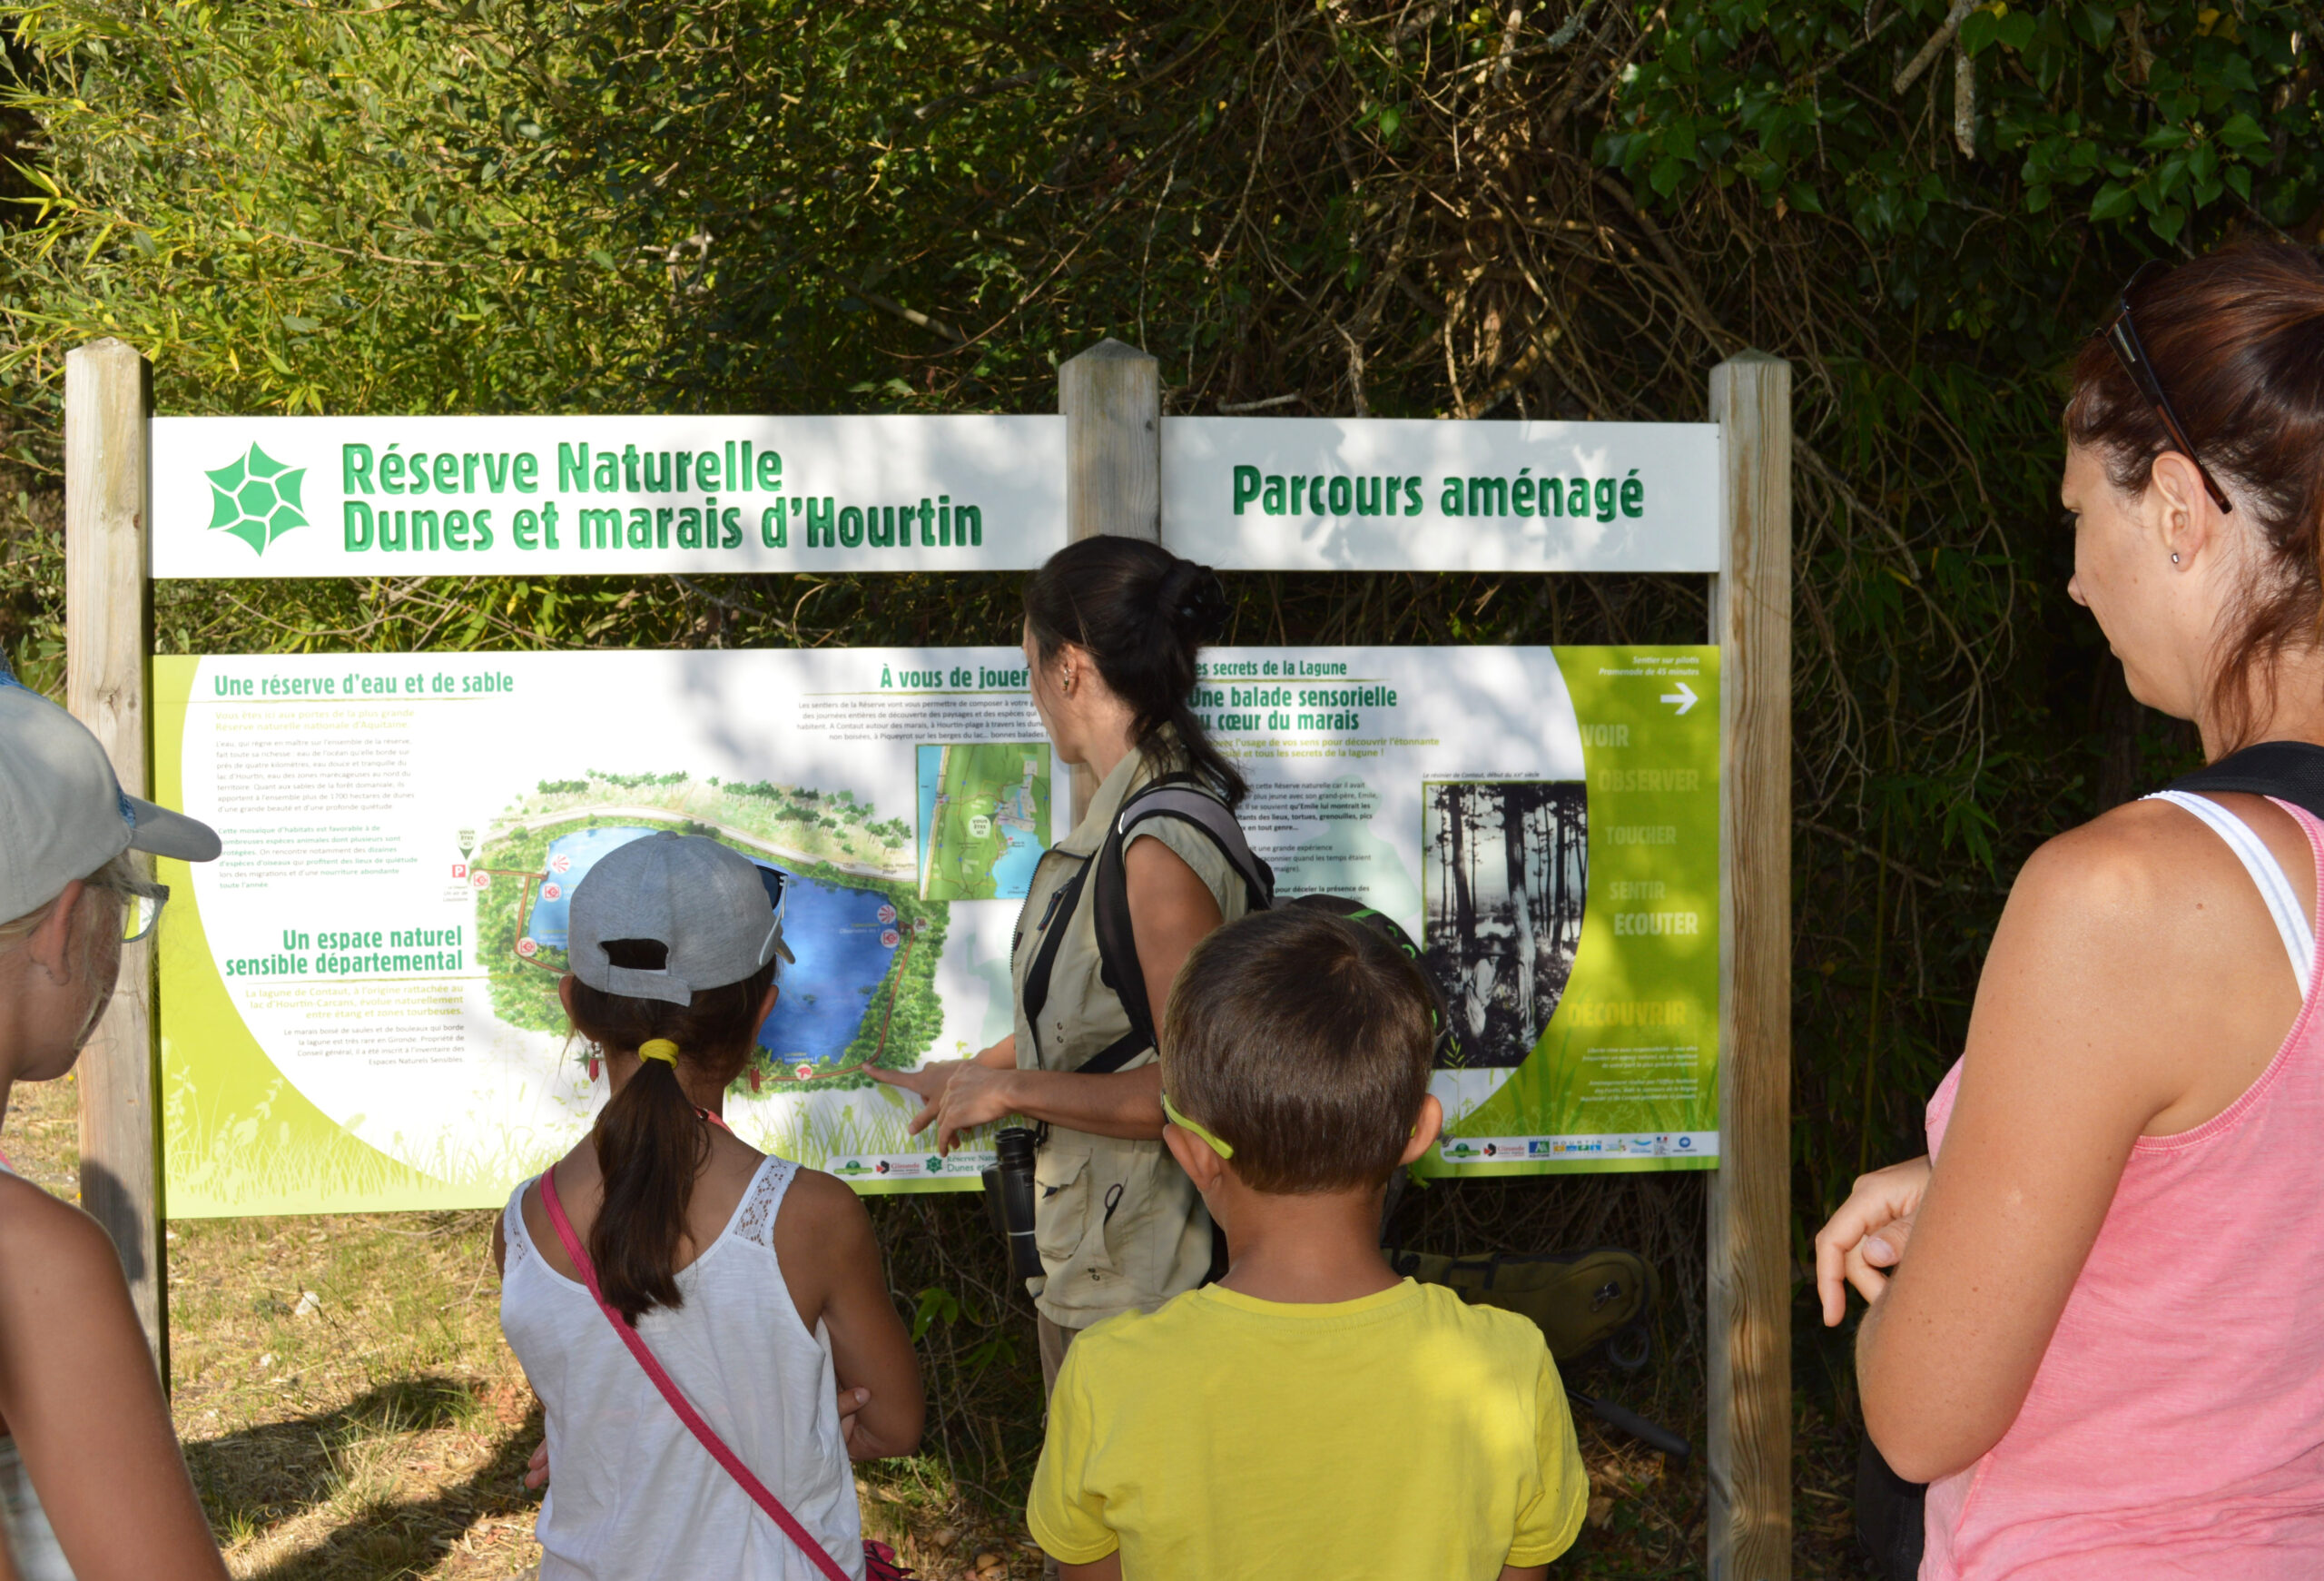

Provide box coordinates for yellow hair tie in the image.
[637,1039,680,1067]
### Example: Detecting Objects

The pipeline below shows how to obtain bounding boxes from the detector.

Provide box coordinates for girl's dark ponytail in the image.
[1024,538,1247,808]
[566,940,778,1322]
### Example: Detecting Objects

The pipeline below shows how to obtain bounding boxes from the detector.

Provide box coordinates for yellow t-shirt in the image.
[1027,1278,1588,1577]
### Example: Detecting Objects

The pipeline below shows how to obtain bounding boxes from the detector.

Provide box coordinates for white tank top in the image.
[499,1154,864,1580]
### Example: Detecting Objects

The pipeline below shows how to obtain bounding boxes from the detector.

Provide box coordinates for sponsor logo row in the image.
[825,1151,996,1180]
[1440,1132,1719,1161]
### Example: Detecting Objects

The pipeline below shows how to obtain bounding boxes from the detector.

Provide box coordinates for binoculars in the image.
[982,1125,1044,1282]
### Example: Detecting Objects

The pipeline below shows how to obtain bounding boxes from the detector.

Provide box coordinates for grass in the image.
[5,1075,1043,1579]
[5,1073,1878,1578]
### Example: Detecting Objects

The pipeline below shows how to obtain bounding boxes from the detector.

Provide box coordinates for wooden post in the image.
[64,338,166,1372]
[1707,351,1793,1580]
[1059,338,1160,822]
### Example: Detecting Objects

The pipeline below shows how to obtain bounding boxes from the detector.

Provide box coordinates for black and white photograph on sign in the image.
[1423,779,1588,1068]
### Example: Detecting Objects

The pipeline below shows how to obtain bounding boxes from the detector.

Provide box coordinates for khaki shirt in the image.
[1009,740,1253,1328]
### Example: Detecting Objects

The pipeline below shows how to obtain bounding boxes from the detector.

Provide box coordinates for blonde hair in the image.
[0,853,143,953]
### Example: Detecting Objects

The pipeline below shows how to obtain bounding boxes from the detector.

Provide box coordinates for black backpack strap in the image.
[1080,777,1273,1074]
[2169,741,2324,824]
[1017,852,1089,1069]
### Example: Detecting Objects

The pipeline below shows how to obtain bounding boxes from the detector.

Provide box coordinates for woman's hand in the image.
[1813,1155,1931,1326]
[870,1041,1019,1154]
[901,1058,1019,1154]
[866,1056,968,1109]
[869,1036,1019,1153]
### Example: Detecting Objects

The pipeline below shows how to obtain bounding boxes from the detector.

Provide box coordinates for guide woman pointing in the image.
[872,538,1256,1381]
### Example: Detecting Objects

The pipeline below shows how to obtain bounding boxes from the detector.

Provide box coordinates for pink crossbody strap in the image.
[537,1168,854,1581]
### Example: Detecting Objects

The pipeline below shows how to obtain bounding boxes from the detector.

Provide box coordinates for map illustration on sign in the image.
[916,743,1052,900]
[468,771,945,1105]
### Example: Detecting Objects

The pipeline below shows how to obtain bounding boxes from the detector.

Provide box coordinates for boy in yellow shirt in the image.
[1027,905,1589,1579]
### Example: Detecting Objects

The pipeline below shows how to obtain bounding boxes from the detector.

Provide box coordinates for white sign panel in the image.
[1160,417,1720,572]
[151,414,1066,578]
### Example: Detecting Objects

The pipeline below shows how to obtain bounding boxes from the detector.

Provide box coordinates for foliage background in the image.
[0,0,2309,1564]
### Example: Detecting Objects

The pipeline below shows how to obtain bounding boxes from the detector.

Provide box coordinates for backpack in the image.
[2169,739,2324,815]
[1383,1246,1659,1369]
[1074,772,1462,1072]
[1384,1243,1689,1460]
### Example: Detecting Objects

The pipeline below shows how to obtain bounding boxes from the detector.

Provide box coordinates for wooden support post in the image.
[1059,338,1160,822]
[64,338,166,1372]
[1707,351,1793,1580]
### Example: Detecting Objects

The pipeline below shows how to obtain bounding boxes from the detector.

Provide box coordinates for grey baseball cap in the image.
[567,832,792,1006]
[0,666,222,921]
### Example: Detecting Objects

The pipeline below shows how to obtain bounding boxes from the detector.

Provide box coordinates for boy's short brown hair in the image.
[1158,905,1436,1194]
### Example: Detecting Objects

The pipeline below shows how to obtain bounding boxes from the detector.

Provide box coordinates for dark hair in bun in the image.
[1023,537,1246,807]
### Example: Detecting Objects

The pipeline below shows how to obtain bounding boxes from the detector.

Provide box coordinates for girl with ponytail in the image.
[497,833,921,1579]
[874,539,1259,1405]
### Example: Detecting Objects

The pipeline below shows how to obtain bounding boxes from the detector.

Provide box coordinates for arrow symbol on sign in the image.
[1660,681,1699,716]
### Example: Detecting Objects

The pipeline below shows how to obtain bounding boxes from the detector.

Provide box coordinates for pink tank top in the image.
[1919,796,2324,1578]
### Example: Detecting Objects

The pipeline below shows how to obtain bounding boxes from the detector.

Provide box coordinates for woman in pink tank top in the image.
[1815,242,2324,1579]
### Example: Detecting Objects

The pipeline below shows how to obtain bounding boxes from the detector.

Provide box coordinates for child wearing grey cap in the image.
[493,832,923,1580]
[0,664,230,1581]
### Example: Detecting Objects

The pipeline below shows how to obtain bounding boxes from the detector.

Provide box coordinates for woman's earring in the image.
[2171,552,2182,564]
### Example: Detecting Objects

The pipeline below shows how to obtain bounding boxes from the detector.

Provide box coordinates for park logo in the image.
[205,443,309,555]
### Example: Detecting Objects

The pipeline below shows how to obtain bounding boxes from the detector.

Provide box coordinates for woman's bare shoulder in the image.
[2010,795,2258,922]
[1992,795,2301,1067]
[0,1173,127,1294]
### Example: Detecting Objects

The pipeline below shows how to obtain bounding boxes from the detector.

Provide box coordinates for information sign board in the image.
[154,644,1716,1214]
[151,413,1724,579]
[151,415,1067,578]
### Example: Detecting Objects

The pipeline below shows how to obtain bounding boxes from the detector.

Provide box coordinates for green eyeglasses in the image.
[1159,1091,1234,1160]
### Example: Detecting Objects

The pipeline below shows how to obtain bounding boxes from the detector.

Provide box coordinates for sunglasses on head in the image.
[2101,260,2233,515]
[750,862,788,920]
